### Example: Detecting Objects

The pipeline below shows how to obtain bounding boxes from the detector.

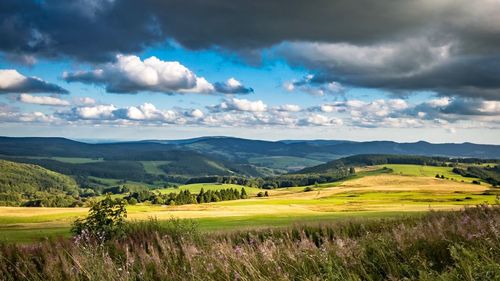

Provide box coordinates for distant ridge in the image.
[1,136,499,159]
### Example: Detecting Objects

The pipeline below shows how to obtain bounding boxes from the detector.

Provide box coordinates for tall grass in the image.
[0,205,499,280]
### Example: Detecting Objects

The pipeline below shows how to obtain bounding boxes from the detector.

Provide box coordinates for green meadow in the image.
[377,164,487,184]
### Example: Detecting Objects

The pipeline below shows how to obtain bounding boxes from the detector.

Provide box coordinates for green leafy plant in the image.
[72,195,127,243]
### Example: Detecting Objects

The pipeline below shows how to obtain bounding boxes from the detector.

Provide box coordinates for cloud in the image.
[18,93,70,106]
[56,102,192,125]
[275,38,500,100]
[2,1,499,100]
[3,94,499,130]
[0,110,57,123]
[63,54,215,94]
[412,97,500,122]
[209,98,267,112]
[300,114,343,126]
[275,104,301,112]
[3,53,37,66]
[186,109,204,118]
[0,69,68,94]
[3,0,498,59]
[113,103,180,122]
[284,75,344,96]
[63,104,117,120]
[72,97,96,106]
[214,78,253,94]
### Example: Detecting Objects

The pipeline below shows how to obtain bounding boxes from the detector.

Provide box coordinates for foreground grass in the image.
[0,205,498,280]
[0,211,422,243]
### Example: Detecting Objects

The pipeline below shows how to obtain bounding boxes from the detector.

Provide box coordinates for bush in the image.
[127,197,138,205]
[304,186,314,192]
[72,195,127,243]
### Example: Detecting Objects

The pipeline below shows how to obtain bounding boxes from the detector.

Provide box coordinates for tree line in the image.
[124,187,249,206]
[186,167,354,188]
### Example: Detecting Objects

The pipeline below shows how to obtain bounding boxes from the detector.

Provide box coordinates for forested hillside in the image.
[296,154,500,174]
[0,160,80,206]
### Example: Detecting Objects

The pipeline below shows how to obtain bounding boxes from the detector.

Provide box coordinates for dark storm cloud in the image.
[0,0,163,62]
[434,98,499,117]
[2,0,498,60]
[1,0,499,99]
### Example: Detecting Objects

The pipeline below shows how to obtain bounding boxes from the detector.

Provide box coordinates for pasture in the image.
[377,164,485,184]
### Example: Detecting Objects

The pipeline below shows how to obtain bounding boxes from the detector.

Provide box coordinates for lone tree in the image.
[72,195,127,242]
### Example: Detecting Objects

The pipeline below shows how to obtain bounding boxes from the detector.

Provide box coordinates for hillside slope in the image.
[295,154,447,174]
[0,160,79,194]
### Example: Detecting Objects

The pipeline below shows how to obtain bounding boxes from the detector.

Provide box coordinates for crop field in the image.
[0,165,498,242]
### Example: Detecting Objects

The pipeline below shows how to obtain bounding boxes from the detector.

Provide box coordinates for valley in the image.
[0,157,498,242]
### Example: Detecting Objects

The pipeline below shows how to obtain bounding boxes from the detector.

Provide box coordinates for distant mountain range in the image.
[0,136,499,180]
[2,136,500,160]
[146,137,500,159]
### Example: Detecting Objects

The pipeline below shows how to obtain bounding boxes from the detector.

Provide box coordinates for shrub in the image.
[303,186,314,192]
[127,197,138,205]
[72,195,127,243]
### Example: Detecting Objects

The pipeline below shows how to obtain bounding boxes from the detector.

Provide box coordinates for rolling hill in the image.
[295,154,500,174]
[1,137,499,183]
[158,137,500,159]
[0,159,81,206]
[0,159,79,194]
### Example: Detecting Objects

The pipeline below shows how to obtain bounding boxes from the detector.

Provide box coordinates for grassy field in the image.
[2,206,498,280]
[0,165,498,243]
[377,164,487,184]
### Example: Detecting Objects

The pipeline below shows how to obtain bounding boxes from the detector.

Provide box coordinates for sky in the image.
[0,0,499,143]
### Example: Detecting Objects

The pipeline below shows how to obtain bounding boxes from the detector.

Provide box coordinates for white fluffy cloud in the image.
[3,93,498,130]
[63,55,215,94]
[18,94,70,106]
[69,104,117,120]
[0,111,57,123]
[211,98,267,112]
[56,102,195,125]
[275,104,301,112]
[0,69,68,94]
[73,97,96,106]
[302,114,343,126]
[187,109,204,118]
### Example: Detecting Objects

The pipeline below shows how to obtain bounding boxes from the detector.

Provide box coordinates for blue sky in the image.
[0,1,499,143]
